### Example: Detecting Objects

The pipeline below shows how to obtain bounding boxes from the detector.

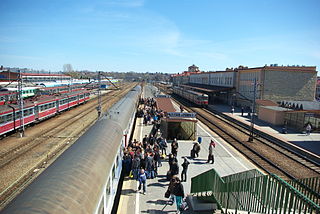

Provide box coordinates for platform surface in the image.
[117,85,257,214]
[209,104,320,156]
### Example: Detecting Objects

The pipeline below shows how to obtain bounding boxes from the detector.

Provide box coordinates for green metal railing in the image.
[287,176,320,205]
[191,169,320,214]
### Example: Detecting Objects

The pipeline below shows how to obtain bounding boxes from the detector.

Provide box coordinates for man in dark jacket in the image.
[181,157,190,182]
[145,153,155,179]
[170,161,179,176]
[171,139,178,156]
[192,142,201,158]
[132,155,140,180]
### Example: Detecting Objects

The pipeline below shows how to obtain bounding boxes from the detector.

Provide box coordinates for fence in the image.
[191,169,320,214]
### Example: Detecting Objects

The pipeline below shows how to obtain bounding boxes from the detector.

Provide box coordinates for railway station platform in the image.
[208,104,320,157]
[117,85,257,214]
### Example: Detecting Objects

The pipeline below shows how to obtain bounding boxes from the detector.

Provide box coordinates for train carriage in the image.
[0,90,91,137]
[2,85,142,214]
[34,98,59,121]
[173,86,208,106]
[0,87,40,99]
[0,104,35,136]
[0,91,17,105]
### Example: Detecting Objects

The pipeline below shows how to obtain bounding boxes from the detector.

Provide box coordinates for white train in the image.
[2,85,142,214]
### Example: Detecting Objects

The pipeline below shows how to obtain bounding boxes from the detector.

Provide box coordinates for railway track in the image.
[169,94,320,202]
[0,83,137,209]
[0,85,133,169]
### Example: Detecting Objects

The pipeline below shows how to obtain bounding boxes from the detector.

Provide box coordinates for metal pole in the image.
[248,79,256,142]
[97,71,102,118]
[18,70,25,137]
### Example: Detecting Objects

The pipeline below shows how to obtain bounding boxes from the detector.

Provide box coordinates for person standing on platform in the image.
[145,153,155,179]
[142,135,148,149]
[241,107,244,116]
[192,142,201,158]
[159,137,167,156]
[172,177,185,213]
[181,157,190,182]
[306,123,312,135]
[231,106,234,114]
[207,139,216,164]
[138,169,147,194]
[171,161,179,176]
[180,105,184,113]
[171,138,179,156]
[132,155,141,180]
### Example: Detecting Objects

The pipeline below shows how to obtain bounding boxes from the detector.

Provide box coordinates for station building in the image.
[235,65,317,107]
[172,64,319,132]
[155,95,197,140]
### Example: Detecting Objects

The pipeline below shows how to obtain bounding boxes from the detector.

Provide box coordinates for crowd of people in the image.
[122,96,216,213]
[123,98,168,193]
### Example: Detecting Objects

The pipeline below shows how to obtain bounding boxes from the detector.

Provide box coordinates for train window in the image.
[0,116,5,124]
[16,111,21,119]
[7,113,13,122]
[105,178,111,203]
[112,165,115,179]
[23,109,29,116]
[114,158,118,173]
[97,198,104,214]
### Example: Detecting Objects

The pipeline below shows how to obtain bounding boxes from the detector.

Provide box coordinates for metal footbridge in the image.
[191,169,320,214]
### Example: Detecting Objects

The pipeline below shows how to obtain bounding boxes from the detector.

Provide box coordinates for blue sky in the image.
[1,0,319,73]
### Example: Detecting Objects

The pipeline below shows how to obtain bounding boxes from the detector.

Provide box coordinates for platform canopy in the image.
[155,96,176,113]
[181,83,233,93]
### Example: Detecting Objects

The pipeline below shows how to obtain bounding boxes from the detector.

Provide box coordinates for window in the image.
[105,178,111,202]
[7,113,13,122]
[112,165,116,178]
[0,116,5,124]
[97,198,104,214]
[23,108,33,116]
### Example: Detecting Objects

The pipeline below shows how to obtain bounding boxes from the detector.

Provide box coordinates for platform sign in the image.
[305,113,315,117]
[156,94,171,98]
[167,112,196,118]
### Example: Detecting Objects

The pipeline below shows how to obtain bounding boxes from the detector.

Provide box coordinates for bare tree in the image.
[63,64,73,73]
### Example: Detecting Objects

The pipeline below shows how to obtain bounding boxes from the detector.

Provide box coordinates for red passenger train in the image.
[0,90,90,136]
[173,86,208,106]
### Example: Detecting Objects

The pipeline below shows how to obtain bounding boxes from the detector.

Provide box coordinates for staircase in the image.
[190,169,320,214]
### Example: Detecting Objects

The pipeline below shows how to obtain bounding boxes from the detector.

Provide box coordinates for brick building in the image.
[235,65,317,107]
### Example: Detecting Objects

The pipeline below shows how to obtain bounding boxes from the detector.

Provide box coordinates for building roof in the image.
[155,97,176,113]
[0,71,70,77]
[256,99,278,106]
[236,65,316,72]
[181,83,233,93]
[171,71,202,77]
[261,106,293,112]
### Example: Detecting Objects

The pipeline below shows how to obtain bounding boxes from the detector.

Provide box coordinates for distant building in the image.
[235,65,317,107]
[0,71,71,82]
[188,64,200,73]
[171,65,202,85]
[316,77,320,100]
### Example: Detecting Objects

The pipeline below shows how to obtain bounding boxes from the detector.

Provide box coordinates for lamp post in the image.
[97,71,102,118]
[18,70,25,137]
[248,79,257,142]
